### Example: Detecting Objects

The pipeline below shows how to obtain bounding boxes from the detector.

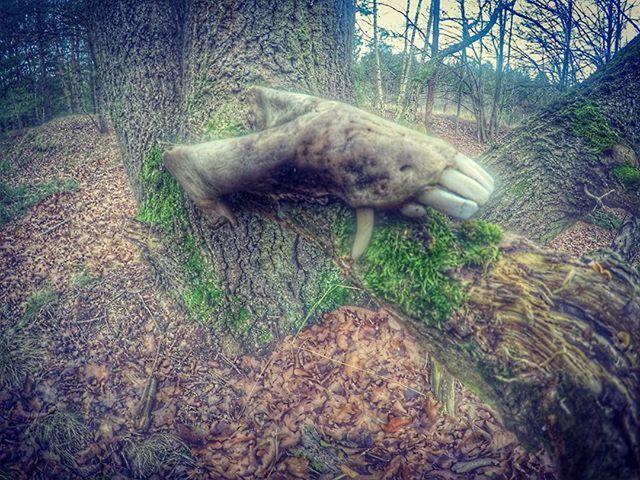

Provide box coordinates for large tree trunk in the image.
[480,35,640,243]
[89,4,640,478]
[89,0,355,355]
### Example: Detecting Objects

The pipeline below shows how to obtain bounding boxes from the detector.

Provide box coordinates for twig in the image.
[75,314,105,324]
[41,218,70,236]
[583,184,615,211]
[217,351,243,377]
[137,291,160,332]
[103,308,114,336]
[133,340,162,432]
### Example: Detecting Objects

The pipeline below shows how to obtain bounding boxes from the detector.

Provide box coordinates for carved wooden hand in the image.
[165,87,494,258]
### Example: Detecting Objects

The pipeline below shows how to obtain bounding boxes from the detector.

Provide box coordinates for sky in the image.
[356,0,640,65]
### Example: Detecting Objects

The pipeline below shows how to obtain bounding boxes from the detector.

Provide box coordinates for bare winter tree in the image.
[573,0,640,70]
[372,0,384,110]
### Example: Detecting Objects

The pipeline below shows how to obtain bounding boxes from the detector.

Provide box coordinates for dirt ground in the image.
[1,115,613,479]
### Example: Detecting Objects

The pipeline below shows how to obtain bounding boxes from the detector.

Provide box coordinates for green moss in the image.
[0,177,78,225]
[355,212,502,327]
[457,221,502,266]
[562,100,618,154]
[137,148,221,323]
[180,234,222,323]
[612,164,640,189]
[511,178,530,197]
[333,205,355,256]
[588,209,623,231]
[137,147,189,235]
[257,327,274,345]
[231,307,252,333]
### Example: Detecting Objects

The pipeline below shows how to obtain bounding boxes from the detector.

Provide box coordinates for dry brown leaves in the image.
[0,115,556,479]
[548,215,622,257]
[0,116,135,313]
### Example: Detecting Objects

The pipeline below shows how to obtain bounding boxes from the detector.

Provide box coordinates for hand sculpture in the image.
[165,87,494,259]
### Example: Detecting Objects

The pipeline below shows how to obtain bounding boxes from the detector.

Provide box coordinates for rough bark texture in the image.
[479,35,640,243]
[379,236,639,480]
[612,215,640,263]
[89,0,355,355]
[89,0,185,197]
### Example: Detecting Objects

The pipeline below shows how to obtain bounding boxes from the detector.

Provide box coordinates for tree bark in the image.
[612,215,640,263]
[480,35,640,243]
[89,4,640,478]
[89,0,355,355]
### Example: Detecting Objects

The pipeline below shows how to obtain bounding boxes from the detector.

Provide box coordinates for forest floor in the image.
[0,114,616,479]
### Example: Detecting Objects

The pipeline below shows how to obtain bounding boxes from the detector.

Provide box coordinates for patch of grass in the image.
[18,285,59,328]
[137,148,221,323]
[35,411,90,466]
[312,268,353,313]
[0,328,46,388]
[612,164,640,189]
[355,212,502,327]
[562,100,618,154]
[291,267,355,336]
[72,264,98,289]
[0,178,78,225]
[123,433,193,479]
[588,209,623,231]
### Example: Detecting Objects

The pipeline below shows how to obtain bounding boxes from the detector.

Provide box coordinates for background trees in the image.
[354,0,639,140]
[0,0,105,132]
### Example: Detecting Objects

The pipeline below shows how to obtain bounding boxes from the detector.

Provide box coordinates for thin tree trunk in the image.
[489,8,507,139]
[397,0,423,119]
[372,0,384,111]
[423,0,439,130]
[560,0,574,89]
[455,0,469,132]
[86,31,107,134]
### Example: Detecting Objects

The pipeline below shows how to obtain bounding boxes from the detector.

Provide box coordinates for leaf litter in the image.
[0,116,558,479]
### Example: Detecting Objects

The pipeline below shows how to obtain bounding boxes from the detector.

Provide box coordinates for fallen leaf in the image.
[382,416,412,433]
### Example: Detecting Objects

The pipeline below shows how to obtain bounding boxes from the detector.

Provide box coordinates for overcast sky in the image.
[356,0,640,64]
